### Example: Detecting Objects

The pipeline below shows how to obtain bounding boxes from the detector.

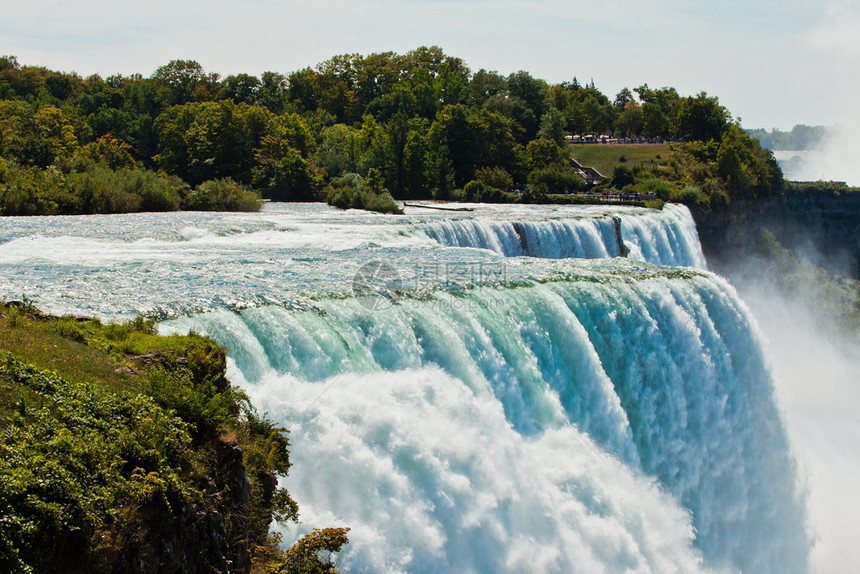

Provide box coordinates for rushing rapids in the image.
[0,203,809,573]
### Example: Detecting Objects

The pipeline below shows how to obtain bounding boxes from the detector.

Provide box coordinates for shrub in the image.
[463,180,487,202]
[0,355,199,571]
[519,182,549,203]
[641,178,672,200]
[611,165,635,188]
[675,184,704,205]
[474,166,513,190]
[0,304,327,573]
[325,172,402,214]
[528,164,588,193]
[183,178,262,212]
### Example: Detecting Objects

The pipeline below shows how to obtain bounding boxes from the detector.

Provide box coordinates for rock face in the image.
[691,191,860,278]
[109,442,259,574]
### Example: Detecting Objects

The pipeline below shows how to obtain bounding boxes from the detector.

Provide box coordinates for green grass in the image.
[569,143,669,178]
[0,314,131,391]
[0,310,217,393]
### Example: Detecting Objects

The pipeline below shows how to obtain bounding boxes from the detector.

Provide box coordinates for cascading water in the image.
[0,202,809,573]
[163,270,807,574]
[619,203,707,268]
[420,216,623,259]
[419,203,706,269]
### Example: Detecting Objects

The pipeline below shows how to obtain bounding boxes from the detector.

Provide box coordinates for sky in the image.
[3,0,860,131]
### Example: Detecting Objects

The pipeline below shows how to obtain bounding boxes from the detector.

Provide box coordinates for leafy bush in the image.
[254,528,350,574]
[640,178,671,200]
[519,182,549,203]
[325,171,402,214]
[785,180,857,196]
[0,355,199,572]
[672,184,704,206]
[528,163,588,193]
[611,165,635,188]
[474,166,513,190]
[182,178,262,211]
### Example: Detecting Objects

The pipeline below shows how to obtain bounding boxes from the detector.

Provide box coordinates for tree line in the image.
[0,47,782,213]
[746,125,828,151]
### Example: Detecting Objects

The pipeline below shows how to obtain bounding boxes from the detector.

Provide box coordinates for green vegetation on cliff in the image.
[0,302,347,573]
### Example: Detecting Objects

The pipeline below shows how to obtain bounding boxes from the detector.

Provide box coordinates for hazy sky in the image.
[4,0,859,130]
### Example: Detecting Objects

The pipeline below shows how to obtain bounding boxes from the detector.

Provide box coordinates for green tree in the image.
[21,105,79,166]
[75,133,136,169]
[676,92,730,142]
[151,60,214,106]
[252,147,320,202]
[482,94,531,143]
[467,69,507,107]
[506,71,547,139]
[259,113,316,159]
[354,51,403,111]
[367,82,418,121]
[537,107,567,146]
[402,118,430,196]
[218,73,261,105]
[526,138,564,171]
[615,101,644,137]
[287,68,320,113]
[257,71,289,114]
[614,87,635,111]
[314,54,361,123]
[475,165,513,190]
[611,164,635,188]
[356,114,391,177]
[316,124,359,178]
[428,104,517,189]
[635,84,679,138]
[153,100,271,185]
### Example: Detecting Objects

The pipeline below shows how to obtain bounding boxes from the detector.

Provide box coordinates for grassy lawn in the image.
[569,143,669,178]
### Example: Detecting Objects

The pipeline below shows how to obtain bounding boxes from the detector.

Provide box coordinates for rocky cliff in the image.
[691,189,860,278]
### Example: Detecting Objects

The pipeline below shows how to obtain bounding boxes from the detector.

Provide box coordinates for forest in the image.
[0,46,783,214]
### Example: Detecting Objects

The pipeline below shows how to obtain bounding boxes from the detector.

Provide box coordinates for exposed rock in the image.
[107,442,255,574]
[692,191,860,278]
[131,351,189,369]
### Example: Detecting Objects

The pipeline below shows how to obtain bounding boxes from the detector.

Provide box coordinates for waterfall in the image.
[163,273,808,574]
[619,203,707,268]
[0,202,809,572]
[421,217,623,259]
[419,204,706,269]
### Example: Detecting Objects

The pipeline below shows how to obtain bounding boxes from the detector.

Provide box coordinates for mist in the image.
[774,120,860,186]
[733,280,860,574]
